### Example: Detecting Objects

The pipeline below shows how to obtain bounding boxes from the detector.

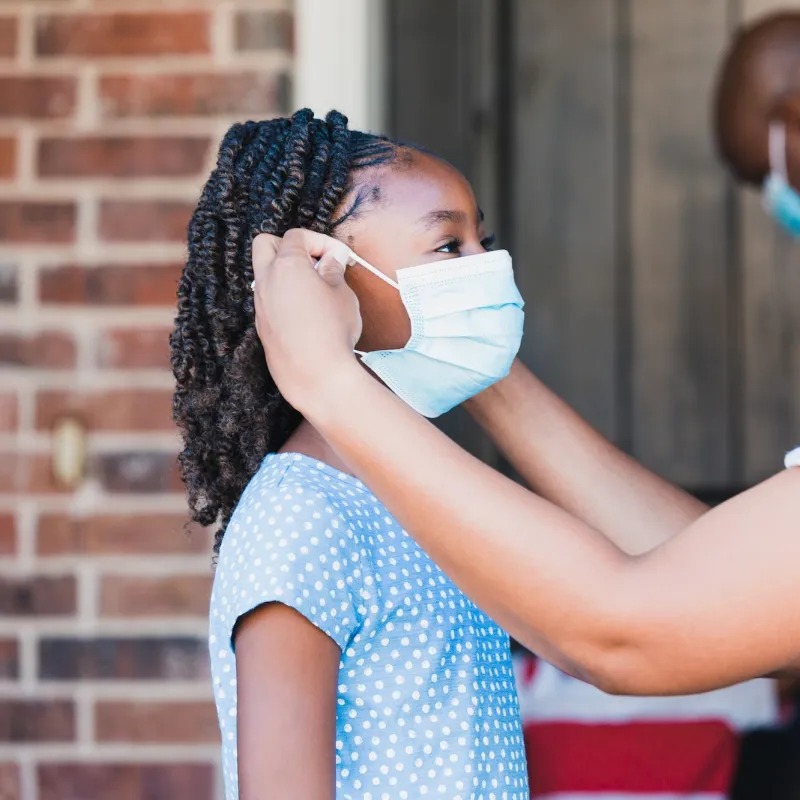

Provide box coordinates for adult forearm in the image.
[466,360,707,554]
[305,370,800,695]
[304,363,633,684]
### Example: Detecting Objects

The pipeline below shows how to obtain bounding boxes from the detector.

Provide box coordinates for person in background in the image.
[717,10,800,229]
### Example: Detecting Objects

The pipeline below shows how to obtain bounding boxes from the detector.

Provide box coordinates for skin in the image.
[250,227,800,698]
[235,152,497,799]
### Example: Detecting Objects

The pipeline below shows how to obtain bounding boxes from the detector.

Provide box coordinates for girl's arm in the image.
[235,602,339,800]
[465,360,707,555]
[252,230,800,695]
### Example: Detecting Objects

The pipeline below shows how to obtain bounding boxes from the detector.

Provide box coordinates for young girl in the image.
[171,109,529,799]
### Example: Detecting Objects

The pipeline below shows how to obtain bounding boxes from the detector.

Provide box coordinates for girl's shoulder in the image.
[244,452,369,502]
[212,453,370,652]
[224,454,363,556]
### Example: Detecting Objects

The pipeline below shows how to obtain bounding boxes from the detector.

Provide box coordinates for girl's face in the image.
[337,151,495,353]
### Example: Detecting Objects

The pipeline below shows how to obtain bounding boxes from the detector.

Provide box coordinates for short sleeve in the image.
[786,448,800,469]
[213,471,366,652]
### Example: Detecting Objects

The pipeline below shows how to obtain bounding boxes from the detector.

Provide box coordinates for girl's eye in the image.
[435,238,462,255]
[434,234,496,255]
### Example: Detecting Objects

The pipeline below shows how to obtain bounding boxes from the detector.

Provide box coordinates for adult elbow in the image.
[573,637,684,697]
[555,604,673,696]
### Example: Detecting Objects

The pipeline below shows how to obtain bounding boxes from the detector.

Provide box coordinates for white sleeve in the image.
[785,447,800,469]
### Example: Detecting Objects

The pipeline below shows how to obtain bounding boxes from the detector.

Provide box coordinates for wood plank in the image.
[389,0,465,168]
[511,0,619,440]
[388,0,503,466]
[740,193,800,480]
[629,0,732,487]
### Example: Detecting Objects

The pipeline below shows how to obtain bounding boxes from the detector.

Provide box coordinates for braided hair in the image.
[171,109,415,554]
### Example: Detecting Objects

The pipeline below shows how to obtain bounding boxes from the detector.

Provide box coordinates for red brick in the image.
[99,199,193,243]
[95,701,218,744]
[0,201,75,243]
[39,763,214,800]
[39,263,181,306]
[36,13,210,58]
[100,72,282,118]
[97,328,171,370]
[0,77,75,119]
[0,19,17,58]
[100,574,212,617]
[36,514,209,556]
[0,763,19,800]
[0,700,74,742]
[95,452,183,494]
[0,332,75,368]
[0,640,17,679]
[0,575,75,616]
[36,389,174,432]
[0,515,14,555]
[38,637,210,680]
[38,136,210,178]
[0,137,15,178]
[235,10,293,52]
[0,453,71,495]
[0,394,15,432]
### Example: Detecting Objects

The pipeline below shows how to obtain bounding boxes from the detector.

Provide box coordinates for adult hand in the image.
[252,229,363,412]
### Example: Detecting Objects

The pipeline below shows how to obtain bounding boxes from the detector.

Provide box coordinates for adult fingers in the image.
[252,229,353,288]
[251,233,281,290]
[277,229,353,269]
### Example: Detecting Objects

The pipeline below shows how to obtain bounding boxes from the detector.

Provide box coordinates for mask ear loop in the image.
[343,249,400,357]
[769,121,788,179]
[346,251,400,290]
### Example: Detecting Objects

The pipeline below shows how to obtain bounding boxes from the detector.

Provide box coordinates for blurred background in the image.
[0,1,797,799]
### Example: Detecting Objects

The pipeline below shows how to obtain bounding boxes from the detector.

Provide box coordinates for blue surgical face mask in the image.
[763,122,800,236]
[347,249,525,418]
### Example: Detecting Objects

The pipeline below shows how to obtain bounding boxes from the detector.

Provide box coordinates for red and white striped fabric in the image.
[514,653,779,800]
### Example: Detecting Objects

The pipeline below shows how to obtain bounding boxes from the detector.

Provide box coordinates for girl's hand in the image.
[252,229,363,412]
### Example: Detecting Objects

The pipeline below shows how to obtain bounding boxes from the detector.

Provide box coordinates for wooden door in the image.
[388,0,800,491]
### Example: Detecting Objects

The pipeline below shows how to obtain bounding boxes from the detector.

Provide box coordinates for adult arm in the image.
[306,365,800,695]
[466,361,707,555]
[235,602,340,800]
[253,230,800,696]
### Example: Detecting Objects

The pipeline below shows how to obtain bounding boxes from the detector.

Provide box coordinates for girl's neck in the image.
[278,418,353,476]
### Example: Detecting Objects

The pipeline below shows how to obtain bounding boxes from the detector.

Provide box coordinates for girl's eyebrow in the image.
[417,209,468,229]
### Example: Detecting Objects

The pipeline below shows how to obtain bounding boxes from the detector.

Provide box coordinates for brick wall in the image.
[0,2,293,799]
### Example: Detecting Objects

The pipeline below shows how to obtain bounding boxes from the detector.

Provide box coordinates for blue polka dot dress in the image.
[210,453,529,800]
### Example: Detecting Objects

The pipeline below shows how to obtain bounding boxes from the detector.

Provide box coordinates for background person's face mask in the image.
[763,122,800,236]
[347,249,525,418]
